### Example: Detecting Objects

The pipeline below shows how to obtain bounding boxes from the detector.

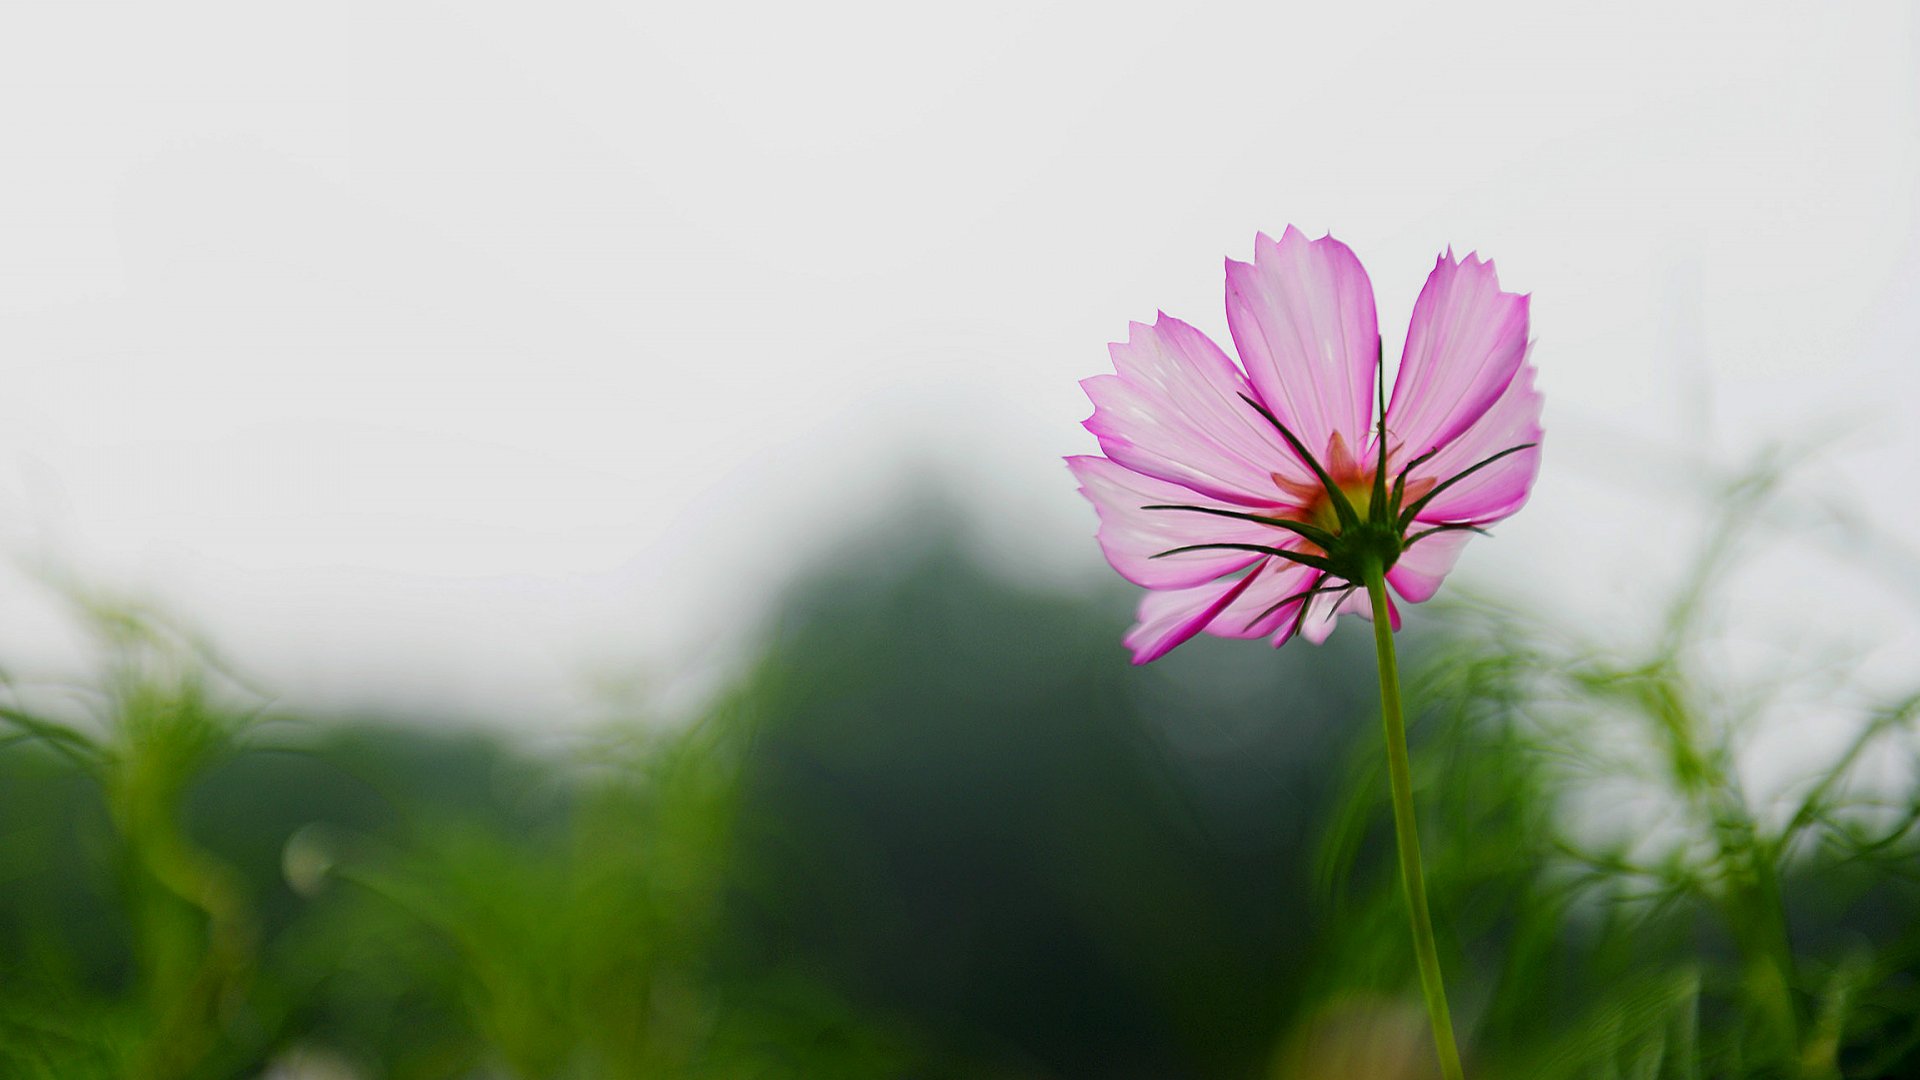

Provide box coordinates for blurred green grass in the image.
[1,463,1918,1078]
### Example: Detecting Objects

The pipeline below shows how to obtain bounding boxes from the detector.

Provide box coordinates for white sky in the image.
[0,1,1916,726]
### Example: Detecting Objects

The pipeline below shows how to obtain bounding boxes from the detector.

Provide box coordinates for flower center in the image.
[1307,481,1375,535]
[1268,431,1380,539]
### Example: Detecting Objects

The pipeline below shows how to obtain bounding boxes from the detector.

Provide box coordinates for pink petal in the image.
[1297,580,1399,645]
[1385,251,1529,461]
[1407,359,1543,524]
[1224,227,1380,467]
[1083,314,1296,505]
[1244,568,1320,641]
[1066,455,1275,589]
[1204,558,1320,639]
[1387,528,1473,603]
[1123,564,1266,664]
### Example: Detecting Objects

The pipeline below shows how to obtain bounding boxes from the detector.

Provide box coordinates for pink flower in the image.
[1070,228,1542,663]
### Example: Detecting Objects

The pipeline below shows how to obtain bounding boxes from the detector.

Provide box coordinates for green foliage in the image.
[1307,451,1920,1078]
[0,601,918,1077]
[0,458,1915,1077]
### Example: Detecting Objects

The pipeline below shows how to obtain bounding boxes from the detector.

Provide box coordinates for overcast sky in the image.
[1,2,1916,726]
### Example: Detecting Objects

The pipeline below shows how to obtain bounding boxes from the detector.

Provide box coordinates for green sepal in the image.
[1404,523,1494,548]
[1243,575,1340,632]
[1388,446,1442,518]
[1149,542,1335,574]
[1141,504,1339,550]
[1301,581,1360,639]
[1371,338,1391,523]
[1398,442,1536,531]
[1236,393,1359,531]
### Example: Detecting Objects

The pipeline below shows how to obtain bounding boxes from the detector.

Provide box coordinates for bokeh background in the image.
[1,2,1918,1077]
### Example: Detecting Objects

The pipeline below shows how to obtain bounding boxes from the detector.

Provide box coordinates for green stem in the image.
[1660,690,1814,1074]
[1364,564,1465,1080]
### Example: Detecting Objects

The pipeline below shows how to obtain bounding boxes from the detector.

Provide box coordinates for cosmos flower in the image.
[1069,227,1542,663]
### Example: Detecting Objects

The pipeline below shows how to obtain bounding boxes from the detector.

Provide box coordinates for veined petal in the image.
[1296,582,1397,645]
[1240,571,1406,649]
[1385,251,1529,460]
[1407,360,1543,524]
[1203,558,1321,639]
[1225,227,1380,465]
[1256,568,1388,648]
[1263,578,1318,647]
[1083,314,1295,505]
[1123,564,1266,664]
[1388,528,1473,603]
[1299,592,1344,644]
[1294,605,1335,644]
[1066,455,1278,589]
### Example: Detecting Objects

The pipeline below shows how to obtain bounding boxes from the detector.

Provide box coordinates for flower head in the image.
[1070,228,1542,663]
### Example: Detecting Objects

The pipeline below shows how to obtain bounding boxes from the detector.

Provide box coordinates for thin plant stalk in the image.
[1652,675,1826,1076]
[1363,561,1465,1080]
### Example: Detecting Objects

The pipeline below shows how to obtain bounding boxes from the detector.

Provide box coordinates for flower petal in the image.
[1385,251,1529,461]
[1387,528,1473,604]
[1083,314,1295,505]
[1286,580,1400,645]
[1262,572,1322,647]
[1123,564,1266,664]
[1203,558,1321,639]
[1066,455,1277,589]
[1224,227,1380,466]
[1407,359,1543,524]
[1299,600,1339,644]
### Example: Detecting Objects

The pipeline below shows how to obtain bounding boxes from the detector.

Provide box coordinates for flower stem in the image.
[1363,564,1465,1080]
